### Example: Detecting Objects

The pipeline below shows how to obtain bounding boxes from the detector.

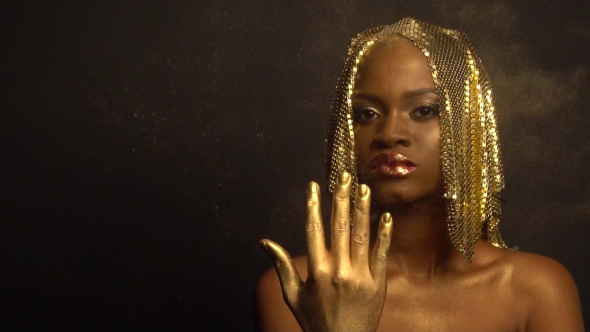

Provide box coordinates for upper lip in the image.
[370,153,416,170]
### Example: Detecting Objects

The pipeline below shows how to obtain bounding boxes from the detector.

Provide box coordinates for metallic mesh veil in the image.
[324,17,507,261]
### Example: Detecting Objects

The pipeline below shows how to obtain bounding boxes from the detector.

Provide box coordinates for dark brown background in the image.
[2,0,589,330]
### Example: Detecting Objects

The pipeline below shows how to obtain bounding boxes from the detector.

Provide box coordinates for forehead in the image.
[354,39,435,92]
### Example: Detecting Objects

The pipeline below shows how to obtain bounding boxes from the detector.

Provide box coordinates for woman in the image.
[256,18,584,331]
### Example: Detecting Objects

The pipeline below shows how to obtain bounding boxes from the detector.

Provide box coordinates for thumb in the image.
[260,239,303,306]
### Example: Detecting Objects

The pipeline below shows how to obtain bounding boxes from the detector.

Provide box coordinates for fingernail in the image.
[308,181,317,194]
[382,213,392,225]
[359,184,368,196]
[259,240,269,253]
[339,171,350,184]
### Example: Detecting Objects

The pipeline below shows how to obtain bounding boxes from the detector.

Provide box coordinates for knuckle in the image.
[310,266,330,281]
[352,232,368,246]
[334,192,350,203]
[331,272,350,286]
[355,203,369,214]
[374,252,388,263]
[378,232,391,242]
[332,222,349,235]
[315,265,331,278]
[306,222,322,234]
[352,280,366,291]
[334,185,351,199]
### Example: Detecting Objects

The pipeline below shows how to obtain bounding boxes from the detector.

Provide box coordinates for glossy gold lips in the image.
[371,153,417,177]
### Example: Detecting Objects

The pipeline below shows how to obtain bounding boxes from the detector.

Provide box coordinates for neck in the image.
[372,196,462,278]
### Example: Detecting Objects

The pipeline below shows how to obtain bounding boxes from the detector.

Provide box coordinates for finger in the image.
[350,184,371,271]
[370,213,393,282]
[306,181,328,272]
[331,171,352,271]
[260,239,303,306]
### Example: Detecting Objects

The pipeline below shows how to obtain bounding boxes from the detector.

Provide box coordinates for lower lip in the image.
[375,164,416,177]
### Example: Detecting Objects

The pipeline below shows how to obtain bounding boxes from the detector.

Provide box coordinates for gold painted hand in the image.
[260,172,393,332]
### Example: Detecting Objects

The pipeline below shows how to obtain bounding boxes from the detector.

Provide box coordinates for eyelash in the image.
[352,103,440,123]
[410,103,440,120]
[352,106,379,123]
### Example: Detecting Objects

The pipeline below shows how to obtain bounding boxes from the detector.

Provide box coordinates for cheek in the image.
[426,133,443,183]
[413,125,442,179]
[428,135,441,164]
[422,124,441,158]
[353,129,374,181]
[354,128,373,161]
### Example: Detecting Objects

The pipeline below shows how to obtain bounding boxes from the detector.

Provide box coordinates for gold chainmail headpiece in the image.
[324,17,507,261]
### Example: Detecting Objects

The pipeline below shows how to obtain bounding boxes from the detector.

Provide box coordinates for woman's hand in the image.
[260,171,393,332]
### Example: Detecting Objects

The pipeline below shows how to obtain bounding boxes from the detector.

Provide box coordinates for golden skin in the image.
[257,40,584,332]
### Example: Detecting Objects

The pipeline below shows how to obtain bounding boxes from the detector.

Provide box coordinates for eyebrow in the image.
[354,87,438,104]
[401,87,438,99]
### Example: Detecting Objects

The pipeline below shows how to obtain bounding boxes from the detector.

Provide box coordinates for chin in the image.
[364,177,444,208]
[367,180,422,206]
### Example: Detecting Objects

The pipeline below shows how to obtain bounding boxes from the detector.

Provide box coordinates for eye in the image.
[410,104,440,120]
[353,107,380,123]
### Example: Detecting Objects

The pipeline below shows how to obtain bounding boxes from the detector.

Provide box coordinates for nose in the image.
[370,115,411,149]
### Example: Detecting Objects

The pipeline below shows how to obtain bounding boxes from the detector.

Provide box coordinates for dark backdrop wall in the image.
[3,0,589,330]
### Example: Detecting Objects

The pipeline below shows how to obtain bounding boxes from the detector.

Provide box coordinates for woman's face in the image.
[353,39,443,206]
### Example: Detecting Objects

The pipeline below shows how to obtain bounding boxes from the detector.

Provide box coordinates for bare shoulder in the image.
[506,250,579,302]
[473,242,580,292]
[254,255,308,332]
[505,250,584,331]
[470,243,583,330]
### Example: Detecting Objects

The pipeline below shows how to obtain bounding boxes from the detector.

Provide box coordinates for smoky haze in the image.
[2,0,588,329]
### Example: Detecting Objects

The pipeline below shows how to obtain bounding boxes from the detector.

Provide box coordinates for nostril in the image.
[371,133,410,149]
[370,139,387,149]
[396,137,410,147]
